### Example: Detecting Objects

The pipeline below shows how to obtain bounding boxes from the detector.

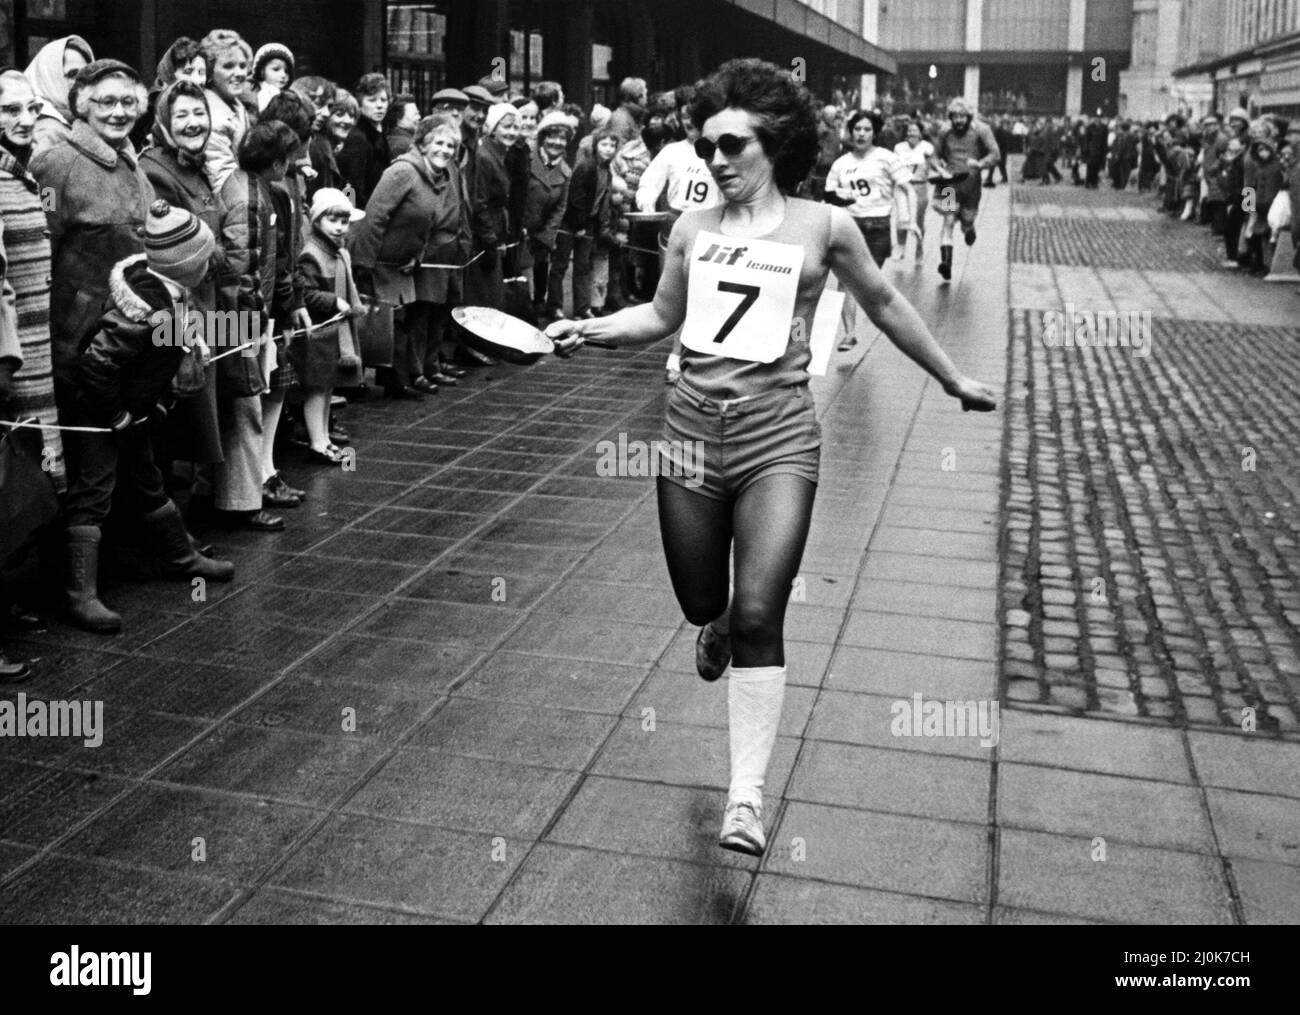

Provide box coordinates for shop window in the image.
[386,2,447,111]
[18,0,100,65]
[592,42,612,108]
[508,28,543,95]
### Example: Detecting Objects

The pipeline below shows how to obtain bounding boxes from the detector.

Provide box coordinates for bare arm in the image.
[827,207,995,410]
[546,214,690,351]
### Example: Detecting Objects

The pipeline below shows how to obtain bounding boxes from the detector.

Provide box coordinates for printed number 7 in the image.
[713,282,760,342]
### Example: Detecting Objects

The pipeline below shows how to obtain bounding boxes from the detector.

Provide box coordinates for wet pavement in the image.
[1,162,1297,924]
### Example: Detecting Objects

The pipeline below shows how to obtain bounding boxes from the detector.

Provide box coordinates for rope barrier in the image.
[553,229,663,256]
[207,340,260,363]
[0,418,140,434]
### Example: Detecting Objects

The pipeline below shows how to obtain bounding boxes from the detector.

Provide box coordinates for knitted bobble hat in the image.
[145,199,215,288]
[253,43,295,83]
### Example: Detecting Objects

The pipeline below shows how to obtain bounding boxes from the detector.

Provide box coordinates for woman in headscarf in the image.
[464,101,517,312]
[131,35,207,152]
[140,79,224,473]
[22,35,94,155]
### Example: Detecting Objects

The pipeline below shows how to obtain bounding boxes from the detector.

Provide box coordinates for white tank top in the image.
[826,148,911,217]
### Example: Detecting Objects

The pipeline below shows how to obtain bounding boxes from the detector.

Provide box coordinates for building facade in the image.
[1118,0,1218,121]
[8,0,894,114]
[871,0,1133,118]
[1172,0,1300,119]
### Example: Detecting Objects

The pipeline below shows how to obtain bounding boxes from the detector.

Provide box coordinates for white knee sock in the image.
[727,665,786,810]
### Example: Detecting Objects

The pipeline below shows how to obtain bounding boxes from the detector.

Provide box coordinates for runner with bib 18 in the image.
[547,58,998,857]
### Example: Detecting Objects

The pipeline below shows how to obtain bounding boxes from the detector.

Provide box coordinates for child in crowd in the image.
[552,128,618,320]
[252,43,294,112]
[61,201,235,634]
[294,187,364,464]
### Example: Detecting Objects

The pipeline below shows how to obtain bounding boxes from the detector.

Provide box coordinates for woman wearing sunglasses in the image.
[547,59,996,857]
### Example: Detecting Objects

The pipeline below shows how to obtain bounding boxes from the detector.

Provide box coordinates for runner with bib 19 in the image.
[547,59,997,857]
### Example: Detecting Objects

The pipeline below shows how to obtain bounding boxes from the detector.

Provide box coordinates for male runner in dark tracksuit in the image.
[934,98,1000,281]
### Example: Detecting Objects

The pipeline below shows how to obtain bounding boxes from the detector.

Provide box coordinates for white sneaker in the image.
[719,800,765,856]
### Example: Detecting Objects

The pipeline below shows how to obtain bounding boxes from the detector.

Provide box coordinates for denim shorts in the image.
[658,377,821,501]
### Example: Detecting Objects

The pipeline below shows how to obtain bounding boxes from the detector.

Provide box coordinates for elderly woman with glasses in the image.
[547,59,996,858]
[30,59,154,417]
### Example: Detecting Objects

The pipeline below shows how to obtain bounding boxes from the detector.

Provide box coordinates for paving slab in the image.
[766,802,990,904]
[409,698,618,769]
[997,762,1215,852]
[1187,730,1300,799]
[745,873,986,925]
[997,711,1194,784]
[786,740,990,823]
[271,812,522,921]
[996,828,1234,924]
[343,749,580,839]
[1204,788,1300,866]
[484,843,749,924]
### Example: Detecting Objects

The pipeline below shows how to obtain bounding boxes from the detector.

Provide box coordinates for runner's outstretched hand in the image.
[944,375,998,412]
[545,318,585,358]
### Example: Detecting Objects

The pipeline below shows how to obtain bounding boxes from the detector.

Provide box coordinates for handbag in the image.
[172,349,207,399]
[215,324,268,398]
[1267,190,1291,237]
[0,420,60,569]
[357,296,395,368]
[501,274,536,326]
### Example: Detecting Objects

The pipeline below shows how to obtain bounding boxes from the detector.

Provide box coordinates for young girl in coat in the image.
[252,44,294,113]
[294,187,364,464]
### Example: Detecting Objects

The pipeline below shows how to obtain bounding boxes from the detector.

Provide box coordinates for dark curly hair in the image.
[846,109,882,137]
[238,120,301,172]
[260,89,315,144]
[689,58,818,195]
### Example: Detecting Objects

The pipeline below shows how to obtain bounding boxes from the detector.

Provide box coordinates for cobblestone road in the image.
[1004,184,1300,736]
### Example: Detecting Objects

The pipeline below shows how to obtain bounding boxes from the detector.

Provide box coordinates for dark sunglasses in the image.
[694,134,754,161]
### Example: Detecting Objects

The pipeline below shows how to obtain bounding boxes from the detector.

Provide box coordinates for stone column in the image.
[965,0,982,107]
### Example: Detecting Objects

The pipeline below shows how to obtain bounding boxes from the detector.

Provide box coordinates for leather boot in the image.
[144,501,235,583]
[938,245,953,281]
[64,526,123,634]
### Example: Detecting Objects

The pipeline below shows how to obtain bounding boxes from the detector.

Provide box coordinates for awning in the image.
[724,0,897,75]
[1174,29,1300,79]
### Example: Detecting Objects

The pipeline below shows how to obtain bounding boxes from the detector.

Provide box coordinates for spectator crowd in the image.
[1004,108,1300,278]
[2,26,1293,680]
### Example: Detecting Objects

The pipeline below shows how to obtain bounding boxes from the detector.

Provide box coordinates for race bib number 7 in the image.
[680,230,804,363]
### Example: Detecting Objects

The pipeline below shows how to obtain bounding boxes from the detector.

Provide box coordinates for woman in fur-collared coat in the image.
[30,60,155,417]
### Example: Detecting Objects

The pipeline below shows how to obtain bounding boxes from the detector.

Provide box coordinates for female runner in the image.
[548,59,997,856]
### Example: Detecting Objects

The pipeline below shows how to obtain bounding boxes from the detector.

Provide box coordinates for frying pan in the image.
[451,306,616,365]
